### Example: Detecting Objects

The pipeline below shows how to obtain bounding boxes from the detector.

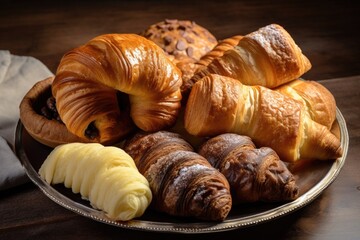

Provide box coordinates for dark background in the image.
[0,0,359,80]
[1,1,359,239]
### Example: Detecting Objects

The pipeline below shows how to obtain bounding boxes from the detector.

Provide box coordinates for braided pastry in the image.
[181,35,244,98]
[196,35,243,68]
[124,131,232,221]
[140,19,218,63]
[52,34,182,145]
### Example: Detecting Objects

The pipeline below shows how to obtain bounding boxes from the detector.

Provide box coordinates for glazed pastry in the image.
[191,24,311,89]
[184,74,342,162]
[198,133,299,203]
[52,34,182,145]
[39,143,152,221]
[275,79,337,129]
[19,77,92,147]
[124,131,232,221]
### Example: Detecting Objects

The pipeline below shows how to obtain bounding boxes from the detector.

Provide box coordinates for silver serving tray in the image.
[15,108,349,234]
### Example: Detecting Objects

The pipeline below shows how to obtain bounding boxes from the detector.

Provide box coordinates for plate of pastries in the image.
[16,19,349,233]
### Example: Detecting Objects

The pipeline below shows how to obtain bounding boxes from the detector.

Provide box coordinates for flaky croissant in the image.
[52,34,182,145]
[198,133,299,203]
[184,74,342,162]
[275,79,337,130]
[191,24,311,89]
[124,131,232,221]
[39,143,152,221]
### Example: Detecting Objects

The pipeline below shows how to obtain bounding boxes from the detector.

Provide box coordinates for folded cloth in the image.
[0,50,53,191]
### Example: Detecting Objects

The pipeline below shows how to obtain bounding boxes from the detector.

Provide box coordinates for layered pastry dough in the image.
[182,35,244,98]
[124,131,232,221]
[52,34,182,145]
[198,133,299,203]
[39,143,152,221]
[185,74,342,162]
[196,35,244,69]
[275,79,337,130]
[19,77,91,147]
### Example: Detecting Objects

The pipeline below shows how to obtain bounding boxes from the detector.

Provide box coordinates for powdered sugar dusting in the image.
[163,164,209,209]
[174,164,208,186]
[246,24,298,75]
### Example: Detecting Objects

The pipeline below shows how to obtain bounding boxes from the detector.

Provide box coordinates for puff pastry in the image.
[185,74,342,162]
[191,24,311,88]
[52,34,182,144]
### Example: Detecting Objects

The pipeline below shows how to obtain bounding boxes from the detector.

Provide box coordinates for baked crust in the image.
[141,19,218,90]
[184,74,342,162]
[191,24,312,89]
[52,34,181,144]
[141,19,218,63]
[19,77,92,148]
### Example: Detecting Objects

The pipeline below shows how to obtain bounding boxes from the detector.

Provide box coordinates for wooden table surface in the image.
[1,1,359,239]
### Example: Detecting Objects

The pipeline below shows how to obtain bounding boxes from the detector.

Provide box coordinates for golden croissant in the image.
[191,24,311,89]
[184,74,342,162]
[198,133,299,203]
[124,131,232,221]
[52,34,182,145]
[39,143,152,221]
[275,79,337,130]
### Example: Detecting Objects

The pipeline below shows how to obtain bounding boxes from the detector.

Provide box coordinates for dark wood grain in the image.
[1,1,359,239]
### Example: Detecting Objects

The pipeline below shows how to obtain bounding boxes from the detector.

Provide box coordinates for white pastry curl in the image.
[39,143,152,221]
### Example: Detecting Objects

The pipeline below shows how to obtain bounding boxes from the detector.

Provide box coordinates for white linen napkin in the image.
[0,50,53,191]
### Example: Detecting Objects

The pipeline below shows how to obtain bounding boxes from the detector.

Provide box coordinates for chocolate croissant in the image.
[191,24,311,89]
[198,133,299,203]
[123,131,232,221]
[52,34,182,145]
[185,74,342,162]
[39,143,152,221]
